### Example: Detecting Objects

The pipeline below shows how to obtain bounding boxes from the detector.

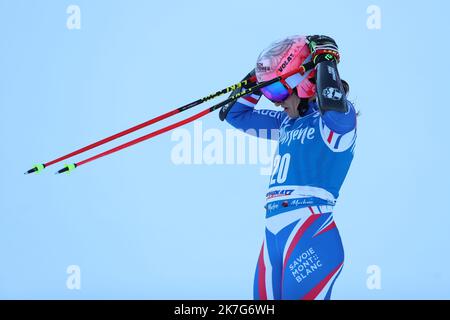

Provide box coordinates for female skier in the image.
[220,35,357,300]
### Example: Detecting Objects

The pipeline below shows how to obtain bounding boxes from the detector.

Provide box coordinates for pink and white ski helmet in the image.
[255,35,316,102]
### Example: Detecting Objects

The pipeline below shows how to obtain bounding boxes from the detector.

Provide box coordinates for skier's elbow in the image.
[225,108,249,129]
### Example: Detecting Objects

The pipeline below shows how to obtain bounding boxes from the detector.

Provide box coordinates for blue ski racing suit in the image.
[225,91,357,300]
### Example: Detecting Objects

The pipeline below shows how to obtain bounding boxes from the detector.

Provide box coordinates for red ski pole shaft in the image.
[56,108,211,174]
[55,64,314,174]
[25,76,256,175]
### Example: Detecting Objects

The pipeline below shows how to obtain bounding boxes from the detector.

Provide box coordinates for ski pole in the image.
[54,64,313,174]
[24,76,257,175]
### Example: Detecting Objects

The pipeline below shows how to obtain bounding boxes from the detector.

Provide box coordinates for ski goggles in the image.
[260,81,292,103]
[260,71,312,103]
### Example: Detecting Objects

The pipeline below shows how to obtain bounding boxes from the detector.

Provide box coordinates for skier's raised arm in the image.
[219,69,287,140]
[306,35,357,136]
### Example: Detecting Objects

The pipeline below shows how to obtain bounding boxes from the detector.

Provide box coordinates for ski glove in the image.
[306,35,340,65]
[219,68,261,121]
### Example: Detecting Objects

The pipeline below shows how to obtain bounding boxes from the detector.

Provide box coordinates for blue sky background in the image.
[1,0,449,299]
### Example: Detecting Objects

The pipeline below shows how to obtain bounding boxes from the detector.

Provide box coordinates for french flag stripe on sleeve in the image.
[327,131,334,144]
[238,94,260,107]
[325,129,340,147]
[319,118,356,152]
[333,134,344,149]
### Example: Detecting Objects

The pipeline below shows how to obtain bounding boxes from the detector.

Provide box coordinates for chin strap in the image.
[297,98,310,117]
